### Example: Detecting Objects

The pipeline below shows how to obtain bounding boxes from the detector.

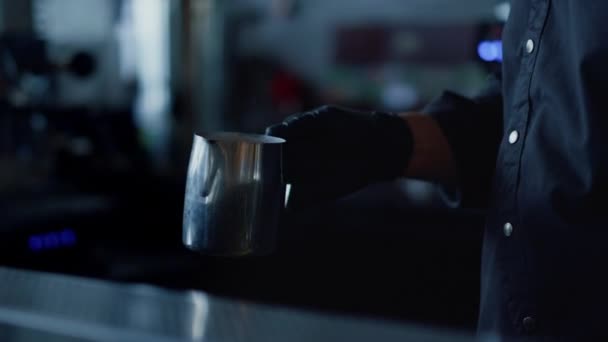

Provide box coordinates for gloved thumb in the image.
[265,122,289,139]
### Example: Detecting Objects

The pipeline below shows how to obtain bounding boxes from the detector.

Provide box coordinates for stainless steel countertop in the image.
[0,267,476,341]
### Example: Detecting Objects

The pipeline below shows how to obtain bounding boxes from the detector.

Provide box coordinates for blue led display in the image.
[28,229,77,252]
[478,40,503,62]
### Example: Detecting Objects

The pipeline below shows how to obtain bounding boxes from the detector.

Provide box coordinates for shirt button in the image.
[503,222,513,237]
[525,39,535,53]
[508,130,519,144]
[522,316,536,333]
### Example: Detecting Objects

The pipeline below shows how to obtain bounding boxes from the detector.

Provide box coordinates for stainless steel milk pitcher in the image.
[183,132,285,256]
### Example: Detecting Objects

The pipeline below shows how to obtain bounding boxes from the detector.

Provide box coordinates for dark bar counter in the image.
[0,266,479,341]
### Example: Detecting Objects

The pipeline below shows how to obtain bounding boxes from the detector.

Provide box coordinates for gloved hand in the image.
[265,105,414,209]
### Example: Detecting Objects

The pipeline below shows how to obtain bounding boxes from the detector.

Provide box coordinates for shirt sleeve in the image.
[422,74,503,209]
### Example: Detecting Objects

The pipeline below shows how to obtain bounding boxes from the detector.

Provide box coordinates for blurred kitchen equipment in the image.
[183,132,285,256]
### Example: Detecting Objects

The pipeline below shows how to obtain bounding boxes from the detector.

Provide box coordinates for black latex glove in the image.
[266,105,414,209]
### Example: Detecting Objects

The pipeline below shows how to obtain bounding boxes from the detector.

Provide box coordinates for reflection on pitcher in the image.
[183,133,285,256]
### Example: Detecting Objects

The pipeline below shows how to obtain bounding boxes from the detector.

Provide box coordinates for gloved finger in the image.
[265,108,318,139]
[265,122,289,139]
[291,106,381,139]
[283,140,365,183]
[286,178,368,210]
[275,107,330,139]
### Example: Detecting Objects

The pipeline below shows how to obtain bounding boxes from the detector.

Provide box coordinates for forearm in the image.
[400,113,457,185]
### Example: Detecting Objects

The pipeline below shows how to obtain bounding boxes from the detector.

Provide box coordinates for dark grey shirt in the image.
[425,1,608,339]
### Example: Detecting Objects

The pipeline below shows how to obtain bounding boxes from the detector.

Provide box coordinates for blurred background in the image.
[0,0,506,334]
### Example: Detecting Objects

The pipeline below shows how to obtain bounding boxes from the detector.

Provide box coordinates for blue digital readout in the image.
[28,229,77,252]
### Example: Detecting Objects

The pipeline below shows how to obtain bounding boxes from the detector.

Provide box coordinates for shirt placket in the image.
[498,0,551,334]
